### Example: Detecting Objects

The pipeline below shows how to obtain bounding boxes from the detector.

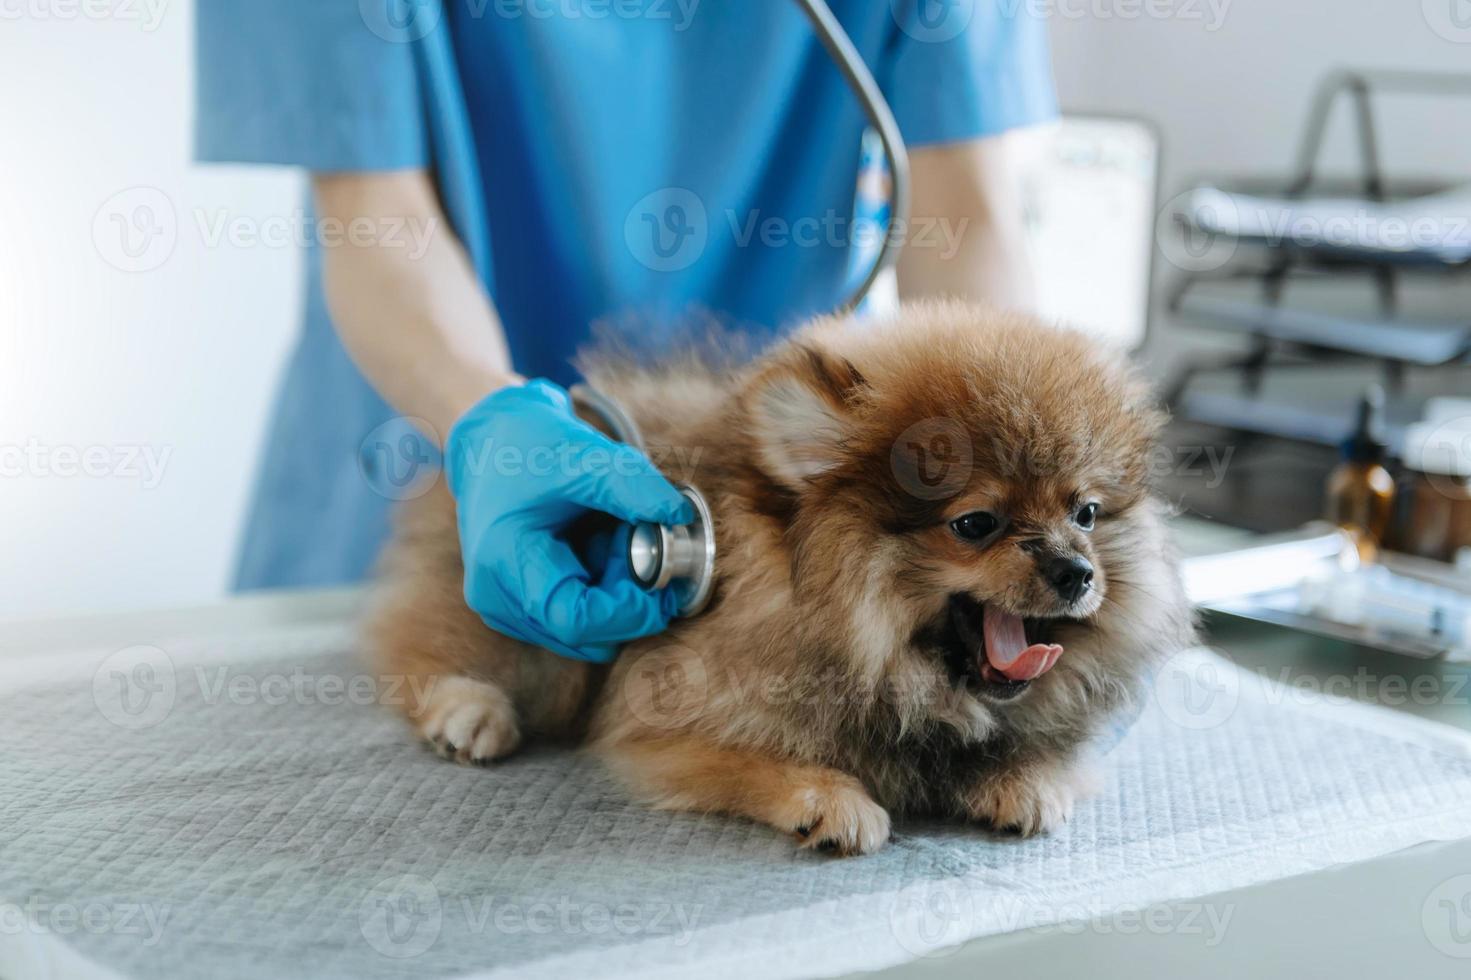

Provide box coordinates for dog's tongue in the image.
[982,608,1063,682]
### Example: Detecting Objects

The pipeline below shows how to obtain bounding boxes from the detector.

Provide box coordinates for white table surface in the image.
[4,523,1471,978]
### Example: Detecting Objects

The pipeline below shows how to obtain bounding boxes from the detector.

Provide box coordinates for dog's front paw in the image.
[963,760,1099,837]
[772,774,891,856]
[413,676,521,765]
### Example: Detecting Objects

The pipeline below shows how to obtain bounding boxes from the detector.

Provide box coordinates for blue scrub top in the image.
[196,0,1057,591]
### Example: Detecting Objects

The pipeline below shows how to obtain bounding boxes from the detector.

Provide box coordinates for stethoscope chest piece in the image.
[627,485,716,618]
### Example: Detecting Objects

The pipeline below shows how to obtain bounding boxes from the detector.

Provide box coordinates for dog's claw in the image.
[779,785,888,856]
[414,676,521,765]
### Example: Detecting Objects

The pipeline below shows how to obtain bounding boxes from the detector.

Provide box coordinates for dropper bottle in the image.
[1325,385,1396,561]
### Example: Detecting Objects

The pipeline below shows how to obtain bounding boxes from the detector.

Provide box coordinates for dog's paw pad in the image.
[415,676,521,764]
[777,778,890,856]
[965,762,1097,837]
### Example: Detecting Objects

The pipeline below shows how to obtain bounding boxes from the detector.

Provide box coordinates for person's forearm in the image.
[314,170,520,443]
[896,131,1038,313]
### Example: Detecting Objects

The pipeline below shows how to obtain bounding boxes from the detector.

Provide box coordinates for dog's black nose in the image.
[1045,555,1094,603]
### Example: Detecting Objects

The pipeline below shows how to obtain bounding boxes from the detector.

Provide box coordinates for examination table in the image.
[2,525,1470,980]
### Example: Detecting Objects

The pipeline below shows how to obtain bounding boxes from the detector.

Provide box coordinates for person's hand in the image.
[445,379,694,662]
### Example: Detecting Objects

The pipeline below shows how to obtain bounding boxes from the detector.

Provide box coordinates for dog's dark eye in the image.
[950,511,1000,542]
[1075,502,1100,530]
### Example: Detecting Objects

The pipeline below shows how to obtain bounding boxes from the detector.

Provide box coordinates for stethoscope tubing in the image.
[567,3,910,613]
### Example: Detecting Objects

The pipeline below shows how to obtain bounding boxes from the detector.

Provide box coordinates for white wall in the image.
[0,2,302,620]
[4,0,1467,620]
[1049,0,1471,193]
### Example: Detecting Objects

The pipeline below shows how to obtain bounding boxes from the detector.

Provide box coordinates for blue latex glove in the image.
[445,379,694,662]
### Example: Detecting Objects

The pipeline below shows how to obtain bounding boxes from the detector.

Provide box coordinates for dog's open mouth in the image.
[947,594,1065,700]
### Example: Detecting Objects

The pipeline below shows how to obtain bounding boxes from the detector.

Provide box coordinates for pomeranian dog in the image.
[367,301,1195,855]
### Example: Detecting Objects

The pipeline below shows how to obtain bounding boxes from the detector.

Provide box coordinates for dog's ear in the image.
[747,345,868,488]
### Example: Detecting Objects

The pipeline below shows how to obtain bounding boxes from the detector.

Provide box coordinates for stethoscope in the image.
[573,0,911,618]
[569,384,718,616]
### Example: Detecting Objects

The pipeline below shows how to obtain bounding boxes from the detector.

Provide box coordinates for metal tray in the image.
[1183,523,1471,662]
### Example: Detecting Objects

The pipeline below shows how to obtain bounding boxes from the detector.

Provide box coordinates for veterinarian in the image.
[196,0,1057,662]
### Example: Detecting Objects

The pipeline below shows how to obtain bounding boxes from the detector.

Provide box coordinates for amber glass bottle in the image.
[1325,387,1396,561]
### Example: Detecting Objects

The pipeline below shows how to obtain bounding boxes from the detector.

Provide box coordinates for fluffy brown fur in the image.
[367,301,1195,855]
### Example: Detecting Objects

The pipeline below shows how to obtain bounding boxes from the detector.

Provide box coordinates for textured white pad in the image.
[2,627,1470,980]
